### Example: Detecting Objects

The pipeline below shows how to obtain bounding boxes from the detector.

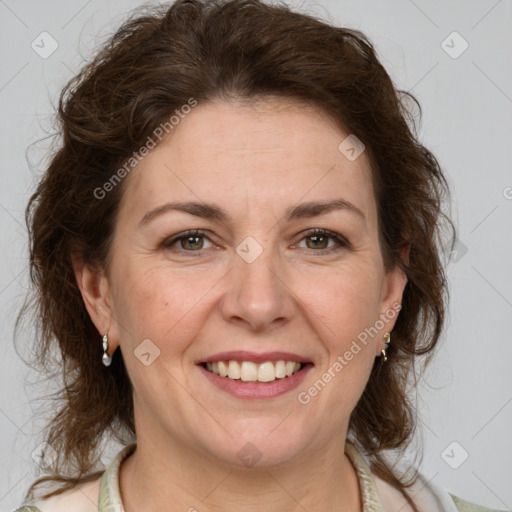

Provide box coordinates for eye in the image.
[295,229,349,253]
[161,228,349,255]
[162,230,214,252]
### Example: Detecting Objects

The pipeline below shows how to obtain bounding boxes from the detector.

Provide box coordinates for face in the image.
[80,97,406,468]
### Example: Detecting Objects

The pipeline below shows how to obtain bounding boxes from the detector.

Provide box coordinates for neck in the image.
[119,432,362,512]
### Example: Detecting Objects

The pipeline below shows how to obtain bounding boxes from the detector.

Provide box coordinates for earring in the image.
[381,332,391,362]
[102,333,112,367]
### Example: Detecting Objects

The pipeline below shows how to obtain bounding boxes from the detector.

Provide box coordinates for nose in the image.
[220,240,295,332]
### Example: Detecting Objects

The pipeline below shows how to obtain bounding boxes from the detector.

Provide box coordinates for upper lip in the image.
[199,351,313,365]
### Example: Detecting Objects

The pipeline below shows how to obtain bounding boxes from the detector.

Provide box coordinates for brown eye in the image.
[296,229,349,253]
[180,234,204,251]
[162,230,214,252]
[305,233,330,250]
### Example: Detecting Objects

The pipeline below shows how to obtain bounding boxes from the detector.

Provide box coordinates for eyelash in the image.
[161,228,349,255]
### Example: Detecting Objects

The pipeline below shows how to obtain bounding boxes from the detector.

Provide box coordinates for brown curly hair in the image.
[17,0,454,509]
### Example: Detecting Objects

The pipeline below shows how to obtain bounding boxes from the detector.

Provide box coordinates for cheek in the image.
[111,257,220,350]
[298,263,384,344]
[294,263,383,409]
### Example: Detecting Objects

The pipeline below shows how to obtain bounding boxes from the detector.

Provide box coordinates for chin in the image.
[198,425,311,470]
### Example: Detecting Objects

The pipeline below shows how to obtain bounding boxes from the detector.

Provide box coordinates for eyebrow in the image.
[138,198,365,228]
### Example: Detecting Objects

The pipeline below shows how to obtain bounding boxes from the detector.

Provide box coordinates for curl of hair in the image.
[17,1,454,509]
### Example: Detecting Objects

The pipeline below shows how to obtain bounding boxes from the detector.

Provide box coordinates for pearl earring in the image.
[381,332,391,362]
[102,333,112,367]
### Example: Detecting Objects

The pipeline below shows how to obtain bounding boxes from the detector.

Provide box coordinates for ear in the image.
[375,244,409,356]
[71,252,120,355]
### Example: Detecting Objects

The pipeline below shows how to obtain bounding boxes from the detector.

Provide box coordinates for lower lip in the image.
[198,363,313,399]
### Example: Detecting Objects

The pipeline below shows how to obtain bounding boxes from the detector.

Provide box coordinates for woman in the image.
[14,1,504,511]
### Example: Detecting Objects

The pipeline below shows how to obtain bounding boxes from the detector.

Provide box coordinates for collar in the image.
[27,441,461,512]
[99,441,389,512]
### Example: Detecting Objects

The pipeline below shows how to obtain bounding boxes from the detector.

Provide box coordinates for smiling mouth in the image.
[202,360,309,383]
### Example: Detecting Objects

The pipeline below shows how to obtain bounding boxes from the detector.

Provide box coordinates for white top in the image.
[17,441,500,512]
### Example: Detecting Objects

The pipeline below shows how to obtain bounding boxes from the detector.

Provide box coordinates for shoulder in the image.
[373,472,506,512]
[13,476,101,512]
[449,493,508,512]
[13,442,136,512]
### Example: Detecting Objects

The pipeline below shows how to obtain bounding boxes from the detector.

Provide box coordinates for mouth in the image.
[197,351,314,399]
[201,360,311,383]
[196,350,314,399]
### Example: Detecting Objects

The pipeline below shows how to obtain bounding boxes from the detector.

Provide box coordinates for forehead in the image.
[119,98,376,225]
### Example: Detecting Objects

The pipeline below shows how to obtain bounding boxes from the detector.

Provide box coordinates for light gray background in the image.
[1,1,511,510]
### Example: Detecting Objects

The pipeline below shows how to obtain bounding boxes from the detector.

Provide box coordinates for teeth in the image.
[228,360,241,379]
[258,361,275,382]
[218,361,228,377]
[240,361,258,381]
[285,361,296,376]
[204,360,304,382]
[275,360,286,378]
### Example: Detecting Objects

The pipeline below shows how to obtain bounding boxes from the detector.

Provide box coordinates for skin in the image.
[74,97,407,512]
